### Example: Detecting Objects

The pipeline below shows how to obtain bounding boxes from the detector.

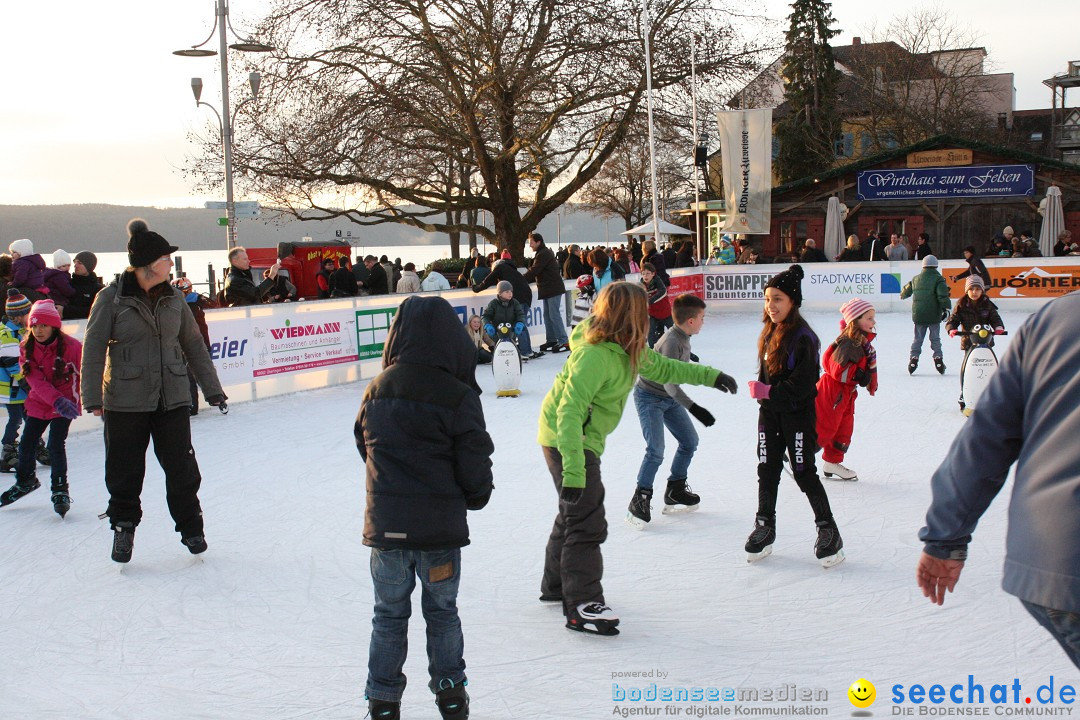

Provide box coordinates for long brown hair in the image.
[757,306,811,377]
[586,281,649,374]
[839,318,869,347]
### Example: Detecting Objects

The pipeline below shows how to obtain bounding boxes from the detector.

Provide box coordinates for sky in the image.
[0,0,1074,208]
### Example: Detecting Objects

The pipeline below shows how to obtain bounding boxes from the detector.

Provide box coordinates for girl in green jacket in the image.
[537,281,737,635]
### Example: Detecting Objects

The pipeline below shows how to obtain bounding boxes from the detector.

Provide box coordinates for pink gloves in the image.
[948,329,958,338]
[747,381,772,400]
[994,327,1005,335]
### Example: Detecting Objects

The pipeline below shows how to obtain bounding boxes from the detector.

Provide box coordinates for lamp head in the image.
[191,77,203,104]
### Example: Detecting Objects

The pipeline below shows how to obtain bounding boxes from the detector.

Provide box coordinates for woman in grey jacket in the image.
[81,219,226,564]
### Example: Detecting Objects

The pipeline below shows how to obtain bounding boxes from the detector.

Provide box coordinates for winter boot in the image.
[111,522,136,563]
[367,698,401,720]
[934,356,946,375]
[625,486,652,530]
[565,601,620,636]
[822,461,858,481]
[1,471,40,506]
[814,519,845,568]
[662,478,700,514]
[745,514,776,563]
[435,679,470,719]
[36,440,50,466]
[50,476,71,518]
[182,534,208,555]
[0,442,17,473]
[908,356,918,374]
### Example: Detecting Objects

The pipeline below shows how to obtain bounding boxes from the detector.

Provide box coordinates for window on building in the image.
[771,136,780,161]
[834,133,854,158]
[1030,131,1043,142]
[780,221,808,257]
[875,219,906,238]
[707,213,723,249]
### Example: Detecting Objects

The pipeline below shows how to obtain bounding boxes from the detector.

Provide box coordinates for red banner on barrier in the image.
[668,272,704,300]
[945,264,1080,299]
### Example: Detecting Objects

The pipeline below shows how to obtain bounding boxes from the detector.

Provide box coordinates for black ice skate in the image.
[662,479,699,514]
[111,522,136,563]
[0,475,40,506]
[745,515,776,563]
[934,356,946,375]
[435,679,470,719]
[50,476,71,518]
[814,519,845,568]
[566,601,620,636]
[35,440,50,466]
[908,357,918,374]
[625,487,652,530]
[0,442,17,473]
[182,535,208,555]
[367,698,400,720]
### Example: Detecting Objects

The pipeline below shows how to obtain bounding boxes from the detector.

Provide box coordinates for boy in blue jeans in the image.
[627,294,717,529]
[356,295,494,720]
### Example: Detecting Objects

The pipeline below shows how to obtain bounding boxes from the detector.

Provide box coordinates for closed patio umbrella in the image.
[1038,186,1064,257]
[824,197,845,262]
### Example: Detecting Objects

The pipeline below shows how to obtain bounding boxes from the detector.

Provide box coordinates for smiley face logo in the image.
[848,679,876,708]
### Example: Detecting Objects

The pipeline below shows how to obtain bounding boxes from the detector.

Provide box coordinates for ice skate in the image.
[625,486,652,530]
[0,442,17,473]
[822,461,858,481]
[934,356,946,375]
[111,522,136,564]
[367,698,400,720]
[435,679,470,719]
[565,601,620,636]
[662,479,699,514]
[815,519,845,568]
[745,515,775,563]
[551,342,570,353]
[50,476,71,518]
[182,535,208,555]
[908,357,918,374]
[0,475,40,506]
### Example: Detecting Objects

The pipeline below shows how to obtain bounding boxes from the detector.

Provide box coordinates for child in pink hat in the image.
[814,298,877,482]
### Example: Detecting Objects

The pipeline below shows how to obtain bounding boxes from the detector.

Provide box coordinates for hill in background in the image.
[0,203,619,253]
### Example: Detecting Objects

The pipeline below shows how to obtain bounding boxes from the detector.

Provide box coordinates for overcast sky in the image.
[0,0,1073,208]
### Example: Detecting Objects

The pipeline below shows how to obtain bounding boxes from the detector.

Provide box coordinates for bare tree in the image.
[197,0,766,259]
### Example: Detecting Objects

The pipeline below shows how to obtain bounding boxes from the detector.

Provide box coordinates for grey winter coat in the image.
[81,272,224,412]
[920,292,1080,612]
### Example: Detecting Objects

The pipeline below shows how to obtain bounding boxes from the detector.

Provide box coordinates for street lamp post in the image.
[174,0,272,250]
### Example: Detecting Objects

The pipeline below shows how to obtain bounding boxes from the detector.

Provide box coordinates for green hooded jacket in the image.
[900,268,951,325]
[537,318,721,488]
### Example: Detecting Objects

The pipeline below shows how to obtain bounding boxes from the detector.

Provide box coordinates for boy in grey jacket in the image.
[918,292,1080,669]
[627,294,717,528]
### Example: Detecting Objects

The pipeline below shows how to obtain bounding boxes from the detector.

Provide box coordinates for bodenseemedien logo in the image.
[849,678,876,709]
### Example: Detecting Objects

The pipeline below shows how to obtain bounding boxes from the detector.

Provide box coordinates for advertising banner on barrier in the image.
[208,316,256,386]
[716,108,772,234]
[668,272,704,300]
[945,263,1080,299]
[704,265,925,302]
[250,308,360,377]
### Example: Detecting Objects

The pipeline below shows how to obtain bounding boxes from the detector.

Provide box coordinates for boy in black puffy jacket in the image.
[355,295,494,720]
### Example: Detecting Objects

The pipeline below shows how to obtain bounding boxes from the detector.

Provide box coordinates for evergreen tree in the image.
[775,0,841,183]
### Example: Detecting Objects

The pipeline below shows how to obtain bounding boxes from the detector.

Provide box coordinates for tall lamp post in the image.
[174,0,272,250]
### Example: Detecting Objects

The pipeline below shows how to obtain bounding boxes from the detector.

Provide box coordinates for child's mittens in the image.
[514,322,525,335]
[949,329,958,338]
[994,327,1006,335]
[747,381,771,400]
[484,324,496,337]
[868,370,878,396]
[688,404,715,427]
[53,397,79,420]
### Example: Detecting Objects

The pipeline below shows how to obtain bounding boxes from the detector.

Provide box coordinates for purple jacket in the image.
[11,254,46,290]
[42,268,75,302]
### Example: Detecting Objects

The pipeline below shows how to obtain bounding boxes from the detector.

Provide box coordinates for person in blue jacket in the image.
[918,291,1080,669]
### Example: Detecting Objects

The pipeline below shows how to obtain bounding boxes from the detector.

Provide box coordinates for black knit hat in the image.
[765,264,805,307]
[126,218,178,268]
[74,251,98,273]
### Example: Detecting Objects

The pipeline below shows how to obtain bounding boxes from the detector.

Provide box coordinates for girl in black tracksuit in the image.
[744,265,844,566]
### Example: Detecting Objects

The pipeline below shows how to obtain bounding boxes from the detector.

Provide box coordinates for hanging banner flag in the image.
[716,108,773,234]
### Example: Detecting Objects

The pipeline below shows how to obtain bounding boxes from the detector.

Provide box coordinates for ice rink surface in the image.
[2,307,1074,718]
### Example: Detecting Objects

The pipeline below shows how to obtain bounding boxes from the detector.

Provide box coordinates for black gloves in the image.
[713,372,738,394]
[853,368,871,388]
[688,404,715,427]
[940,308,949,321]
[689,352,700,363]
[207,393,228,407]
[466,488,492,510]
[560,485,583,504]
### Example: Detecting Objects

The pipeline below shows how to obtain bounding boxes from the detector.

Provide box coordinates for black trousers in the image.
[541,447,606,613]
[755,406,833,523]
[104,406,204,537]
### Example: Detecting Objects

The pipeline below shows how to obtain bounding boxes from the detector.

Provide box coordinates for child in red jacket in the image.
[0,300,82,516]
[815,298,876,482]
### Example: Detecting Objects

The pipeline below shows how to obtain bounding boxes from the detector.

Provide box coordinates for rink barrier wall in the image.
[57,257,1077,433]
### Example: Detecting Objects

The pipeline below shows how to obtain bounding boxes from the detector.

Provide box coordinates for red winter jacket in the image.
[20,334,83,421]
[816,333,876,410]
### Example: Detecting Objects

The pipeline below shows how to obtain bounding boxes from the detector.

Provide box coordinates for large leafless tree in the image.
[201,0,765,258]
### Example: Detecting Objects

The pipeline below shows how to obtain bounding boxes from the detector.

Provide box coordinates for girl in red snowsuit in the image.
[815,298,877,482]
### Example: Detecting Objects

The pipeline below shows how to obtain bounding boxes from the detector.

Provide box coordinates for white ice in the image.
[2,308,1073,719]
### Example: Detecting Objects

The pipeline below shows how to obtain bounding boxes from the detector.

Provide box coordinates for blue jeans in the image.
[19,415,70,481]
[634,387,698,490]
[542,295,568,345]
[517,305,533,355]
[366,548,466,702]
[3,403,24,446]
[1022,600,1080,670]
[911,323,943,359]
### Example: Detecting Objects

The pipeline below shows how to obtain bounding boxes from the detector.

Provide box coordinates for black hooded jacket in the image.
[356,296,494,550]
[474,259,533,306]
